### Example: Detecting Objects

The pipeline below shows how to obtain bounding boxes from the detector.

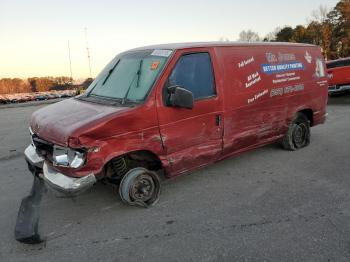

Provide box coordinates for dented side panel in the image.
[46,93,167,178]
[215,45,328,155]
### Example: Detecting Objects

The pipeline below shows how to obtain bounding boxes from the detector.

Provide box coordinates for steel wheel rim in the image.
[130,174,155,202]
[119,167,161,207]
[293,123,307,147]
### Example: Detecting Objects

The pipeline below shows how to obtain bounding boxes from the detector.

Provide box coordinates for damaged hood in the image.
[30,98,130,146]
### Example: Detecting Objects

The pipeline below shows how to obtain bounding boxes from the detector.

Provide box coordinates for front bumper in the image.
[329,84,350,94]
[24,144,44,169]
[24,144,96,196]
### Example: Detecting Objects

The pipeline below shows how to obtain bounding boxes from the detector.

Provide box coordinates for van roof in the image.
[130,41,316,51]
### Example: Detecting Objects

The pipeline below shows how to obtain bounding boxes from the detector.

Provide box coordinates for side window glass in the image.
[345,59,350,67]
[168,53,216,99]
[328,59,350,69]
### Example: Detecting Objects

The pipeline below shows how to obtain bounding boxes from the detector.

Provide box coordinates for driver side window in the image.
[168,52,216,100]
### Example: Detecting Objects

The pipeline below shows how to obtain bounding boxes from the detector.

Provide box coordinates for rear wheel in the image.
[119,167,161,207]
[282,113,310,151]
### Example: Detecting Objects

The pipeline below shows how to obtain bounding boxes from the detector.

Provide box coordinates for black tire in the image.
[282,112,310,151]
[119,167,161,208]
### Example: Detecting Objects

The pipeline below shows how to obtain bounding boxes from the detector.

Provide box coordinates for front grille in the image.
[32,134,54,162]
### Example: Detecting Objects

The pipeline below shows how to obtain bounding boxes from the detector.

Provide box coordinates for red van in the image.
[24,42,328,207]
[326,57,350,95]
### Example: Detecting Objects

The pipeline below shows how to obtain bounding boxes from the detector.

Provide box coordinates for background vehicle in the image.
[327,57,350,95]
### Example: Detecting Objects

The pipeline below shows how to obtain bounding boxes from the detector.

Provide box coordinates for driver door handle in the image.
[216,115,221,126]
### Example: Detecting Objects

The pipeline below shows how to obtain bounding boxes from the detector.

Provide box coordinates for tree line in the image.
[237,0,350,60]
[0,77,93,95]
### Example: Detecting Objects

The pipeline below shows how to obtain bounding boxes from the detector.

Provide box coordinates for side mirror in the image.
[167,85,194,109]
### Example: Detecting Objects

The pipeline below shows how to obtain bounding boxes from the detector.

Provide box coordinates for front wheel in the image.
[281,113,310,151]
[119,167,161,207]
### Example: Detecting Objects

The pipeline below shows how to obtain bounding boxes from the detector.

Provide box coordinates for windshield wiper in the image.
[122,59,143,105]
[102,60,120,85]
[85,82,98,97]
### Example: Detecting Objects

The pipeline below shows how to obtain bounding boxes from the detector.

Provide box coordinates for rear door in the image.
[156,49,224,176]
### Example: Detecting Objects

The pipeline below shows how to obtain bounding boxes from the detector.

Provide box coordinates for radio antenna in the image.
[84,27,92,78]
[67,40,73,82]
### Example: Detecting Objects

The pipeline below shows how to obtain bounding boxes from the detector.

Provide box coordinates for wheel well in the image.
[104,150,163,182]
[299,109,313,126]
[126,150,163,171]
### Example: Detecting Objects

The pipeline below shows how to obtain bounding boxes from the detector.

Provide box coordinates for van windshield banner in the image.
[261,62,304,75]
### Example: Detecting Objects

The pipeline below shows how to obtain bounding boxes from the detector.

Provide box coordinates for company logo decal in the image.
[261,62,305,75]
[266,52,296,63]
[315,59,325,78]
[305,51,312,64]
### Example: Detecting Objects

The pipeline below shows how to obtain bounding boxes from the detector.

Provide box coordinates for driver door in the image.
[156,50,224,176]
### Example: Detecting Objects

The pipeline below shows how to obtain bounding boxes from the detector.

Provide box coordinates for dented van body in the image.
[24,42,328,205]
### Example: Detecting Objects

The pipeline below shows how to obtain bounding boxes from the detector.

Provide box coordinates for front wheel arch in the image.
[104,150,164,183]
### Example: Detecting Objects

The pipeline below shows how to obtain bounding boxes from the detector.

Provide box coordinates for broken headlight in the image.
[53,145,86,169]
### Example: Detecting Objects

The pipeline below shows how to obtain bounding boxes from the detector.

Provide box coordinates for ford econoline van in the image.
[24,42,328,207]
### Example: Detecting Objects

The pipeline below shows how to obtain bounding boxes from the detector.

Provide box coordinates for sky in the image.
[0,0,339,79]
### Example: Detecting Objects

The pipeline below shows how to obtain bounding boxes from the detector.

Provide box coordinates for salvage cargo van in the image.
[25,42,328,207]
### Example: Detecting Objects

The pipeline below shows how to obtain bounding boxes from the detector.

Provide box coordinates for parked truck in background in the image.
[327,57,350,95]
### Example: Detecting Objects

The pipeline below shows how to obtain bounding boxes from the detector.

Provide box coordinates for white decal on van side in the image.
[305,51,312,63]
[273,72,300,84]
[266,53,278,63]
[270,87,284,97]
[238,56,255,68]
[278,53,296,62]
[317,80,328,87]
[270,84,304,97]
[247,89,268,104]
[276,72,295,78]
[266,52,296,63]
[272,76,301,84]
[315,59,325,78]
[284,84,304,94]
[245,72,261,88]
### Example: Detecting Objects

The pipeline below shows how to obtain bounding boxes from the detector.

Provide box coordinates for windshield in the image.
[84,50,171,103]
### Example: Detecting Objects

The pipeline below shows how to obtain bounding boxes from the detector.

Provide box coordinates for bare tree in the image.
[219,36,230,42]
[309,5,333,59]
[263,27,282,42]
[311,5,331,23]
[238,30,261,42]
